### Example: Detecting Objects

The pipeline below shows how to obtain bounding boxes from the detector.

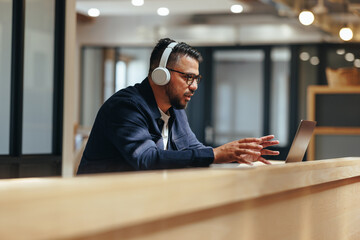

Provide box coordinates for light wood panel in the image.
[314,126,360,135]
[307,85,360,160]
[307,86,360,95]
[0,158,360,240]
[75,177,360,240]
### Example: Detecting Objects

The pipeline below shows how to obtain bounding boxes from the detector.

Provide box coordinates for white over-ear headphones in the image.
[151,42,178,86]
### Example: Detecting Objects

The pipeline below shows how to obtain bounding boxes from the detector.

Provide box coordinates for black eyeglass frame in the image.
[167,68,202,86]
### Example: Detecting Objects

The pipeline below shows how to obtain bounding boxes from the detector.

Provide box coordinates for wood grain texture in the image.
[75,177,360,240]
[0,157,360,240]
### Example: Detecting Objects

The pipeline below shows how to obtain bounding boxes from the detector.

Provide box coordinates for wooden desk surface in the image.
[1,157,360,240]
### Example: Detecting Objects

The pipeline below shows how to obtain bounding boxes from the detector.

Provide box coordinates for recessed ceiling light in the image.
[131,0,144,7]
[88,8,100,17]
[230,4,243,13]
[157,7,169,16]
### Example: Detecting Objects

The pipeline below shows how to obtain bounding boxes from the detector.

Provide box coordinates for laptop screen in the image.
[285,120,317,163]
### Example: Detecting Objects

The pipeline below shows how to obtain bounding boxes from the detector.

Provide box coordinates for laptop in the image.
[210,120,317,168]
[284,120,317,163]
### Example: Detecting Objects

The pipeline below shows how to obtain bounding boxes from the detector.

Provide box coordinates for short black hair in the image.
[148,38,203,76]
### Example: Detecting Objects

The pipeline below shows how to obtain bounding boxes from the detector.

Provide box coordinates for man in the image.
[77,38,279,174]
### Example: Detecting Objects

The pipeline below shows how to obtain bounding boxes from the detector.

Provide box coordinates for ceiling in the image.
[274,0,360,41]
[76,0,277,16]
[76,0,360,42]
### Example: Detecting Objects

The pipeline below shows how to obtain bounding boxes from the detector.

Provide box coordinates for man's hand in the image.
[213,135,280,165]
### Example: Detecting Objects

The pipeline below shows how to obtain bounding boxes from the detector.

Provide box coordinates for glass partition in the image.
[213,50,264,145]
[116,47,151,90]
[326,46,360,69]
[0,1,13,154]
[298,46,319,120]
[22,0,55,154]
[80,47,103,127]
[270,47,291,146]
[80,46,151,127]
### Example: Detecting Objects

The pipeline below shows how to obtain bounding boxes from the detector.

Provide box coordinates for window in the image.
[0,1,13,154]
[298,45,319,120]
[0,0,65,178]
[195,46,294,160]
[80,47,103,127]
[270,47,291,146]
[116,48,151,88]
[80,46,151,127]
[22,0,56,154]
[213,49,264,145]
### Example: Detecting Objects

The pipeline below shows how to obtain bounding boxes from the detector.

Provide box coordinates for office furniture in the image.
[0,158,360,240]
[307,85,360,160]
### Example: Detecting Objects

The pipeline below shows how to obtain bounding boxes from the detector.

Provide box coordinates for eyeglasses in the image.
[167,68,202,86]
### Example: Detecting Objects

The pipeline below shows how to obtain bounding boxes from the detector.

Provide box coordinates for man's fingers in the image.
[238,142,263,150]
[261,140,280,148]
[235,149,261,156]
[237,135,278,146]
[259,135,275,142]
[237,138,262,144]
[261,149,280,156]
[237,159,253,165]
[219,136,280,166]
[258,157,271,165]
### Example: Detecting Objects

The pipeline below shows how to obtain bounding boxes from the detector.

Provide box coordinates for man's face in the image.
[165,55,199,109]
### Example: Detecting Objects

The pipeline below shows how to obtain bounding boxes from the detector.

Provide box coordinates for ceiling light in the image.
[310,56,319,65]
[157,7,169,16]
[231,4,243,13]
[345,53,355,62]
[354,59,360,68]
[88,8,100,17]
[339,27,353,41]
[336,49,345,55]
[131,0,144,7]
[298,10,314,26]
[299,52,310,61]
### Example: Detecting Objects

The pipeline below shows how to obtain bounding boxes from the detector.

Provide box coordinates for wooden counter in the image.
[1,157,360,240]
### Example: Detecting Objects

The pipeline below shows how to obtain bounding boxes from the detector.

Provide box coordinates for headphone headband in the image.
[151,42,178,86]
[158,42,178,68]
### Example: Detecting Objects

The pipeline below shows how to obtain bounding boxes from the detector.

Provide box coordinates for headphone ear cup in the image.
[151,42,177,86]
[151,67,171,86]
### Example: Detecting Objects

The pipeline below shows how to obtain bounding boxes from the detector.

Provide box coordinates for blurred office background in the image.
[1,0,360,178]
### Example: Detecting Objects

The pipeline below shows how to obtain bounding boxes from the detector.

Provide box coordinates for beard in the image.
[165,84,193,109]
[171,96,188,109]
